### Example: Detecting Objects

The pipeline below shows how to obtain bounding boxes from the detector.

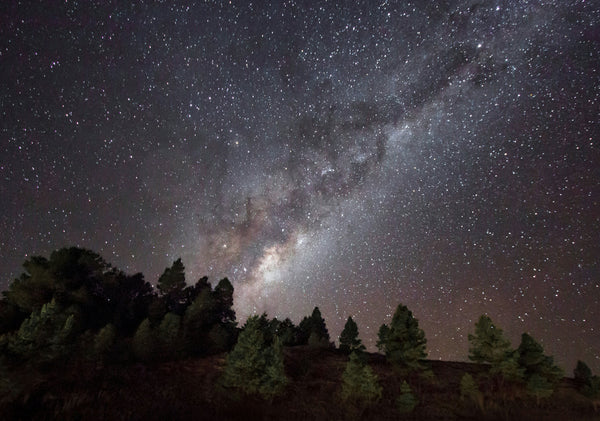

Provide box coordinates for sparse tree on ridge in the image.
[298,306,331,347]
[339,316,365,355]
[468,315,512,367]
[377,303,427,371]
[517,333,563,384]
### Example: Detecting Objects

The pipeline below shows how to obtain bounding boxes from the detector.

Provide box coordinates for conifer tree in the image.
[132,318,155,362]
[376,304,427,371]
[157,312,182,360]
[157,258,186,313]
[339,316,365,355]
[574,360,593,386]
[340,351,382,408]
[517,333,563,384]
[573,360,600,400]
[298,306,331,347]
[6,299,77,363]
[468,315,512,367]
[396,381,418,414]
[222,315,287,399]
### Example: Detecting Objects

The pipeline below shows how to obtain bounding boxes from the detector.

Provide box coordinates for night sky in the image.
[1,1,599,372]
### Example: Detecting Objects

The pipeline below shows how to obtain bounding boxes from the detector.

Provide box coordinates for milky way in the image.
[1,1,599,372]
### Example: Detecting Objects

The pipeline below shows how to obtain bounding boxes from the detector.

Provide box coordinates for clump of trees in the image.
[3,246,599,417]
[466,315,563,410]
[0,247,238,374]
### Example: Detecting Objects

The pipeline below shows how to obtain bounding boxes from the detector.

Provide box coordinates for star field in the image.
[1,1,599,372]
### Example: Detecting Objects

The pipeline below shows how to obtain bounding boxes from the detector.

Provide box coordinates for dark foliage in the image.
[376,303,427,371]
[339,316,365,355]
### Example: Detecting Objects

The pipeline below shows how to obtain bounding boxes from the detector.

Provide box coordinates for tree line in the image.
[0,247,598,415]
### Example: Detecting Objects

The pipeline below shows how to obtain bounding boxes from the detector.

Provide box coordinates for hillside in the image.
[1,346,598,421]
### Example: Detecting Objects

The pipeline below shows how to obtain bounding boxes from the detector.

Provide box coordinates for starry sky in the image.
[1,1,599,372]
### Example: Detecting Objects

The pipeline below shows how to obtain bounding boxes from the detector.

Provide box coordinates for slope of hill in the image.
[1,346,598,421]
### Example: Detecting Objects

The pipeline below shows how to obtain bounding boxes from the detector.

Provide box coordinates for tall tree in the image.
[213,278,236,325]
[157,312,183,360]
[157,258,186,313]
[573,360,600,400]
[517,333,563,384]
[222,315,287,399]
[132,318,156,363]
[468,315,512,367]
[298,306,331,346]
[340,351,382,410]
[376,304,427,371]
[339,316,365,355]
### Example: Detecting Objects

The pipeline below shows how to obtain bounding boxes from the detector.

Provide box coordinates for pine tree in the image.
[7,299,77,363]
[376,304,427,371]
[396,380,418,414]
[222,315,287,399]
[573,360,600,400]
[340,351,382,408]
[468,315,512,367]
[574,360,593,386]
[157,258,186,313]
[517,333,563,384]
[298,306,331,347]
[132,318,156,362]
[183,288,215,355]
[339,316,365,355]
[157,312,182,360]
[214,278,236,325]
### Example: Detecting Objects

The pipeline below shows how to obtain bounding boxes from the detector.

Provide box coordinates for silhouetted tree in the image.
[339,316,365,355]
[268,317,297,346]
[574,360,600,401]
[517,333,563,384]
[157,258,186,314]
[213,278,236,325]
[575,360,593,386]
[298,307,331,347]
[377,304,427,371]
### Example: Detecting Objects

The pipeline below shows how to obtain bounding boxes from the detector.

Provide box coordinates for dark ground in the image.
[2,347,599,421]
